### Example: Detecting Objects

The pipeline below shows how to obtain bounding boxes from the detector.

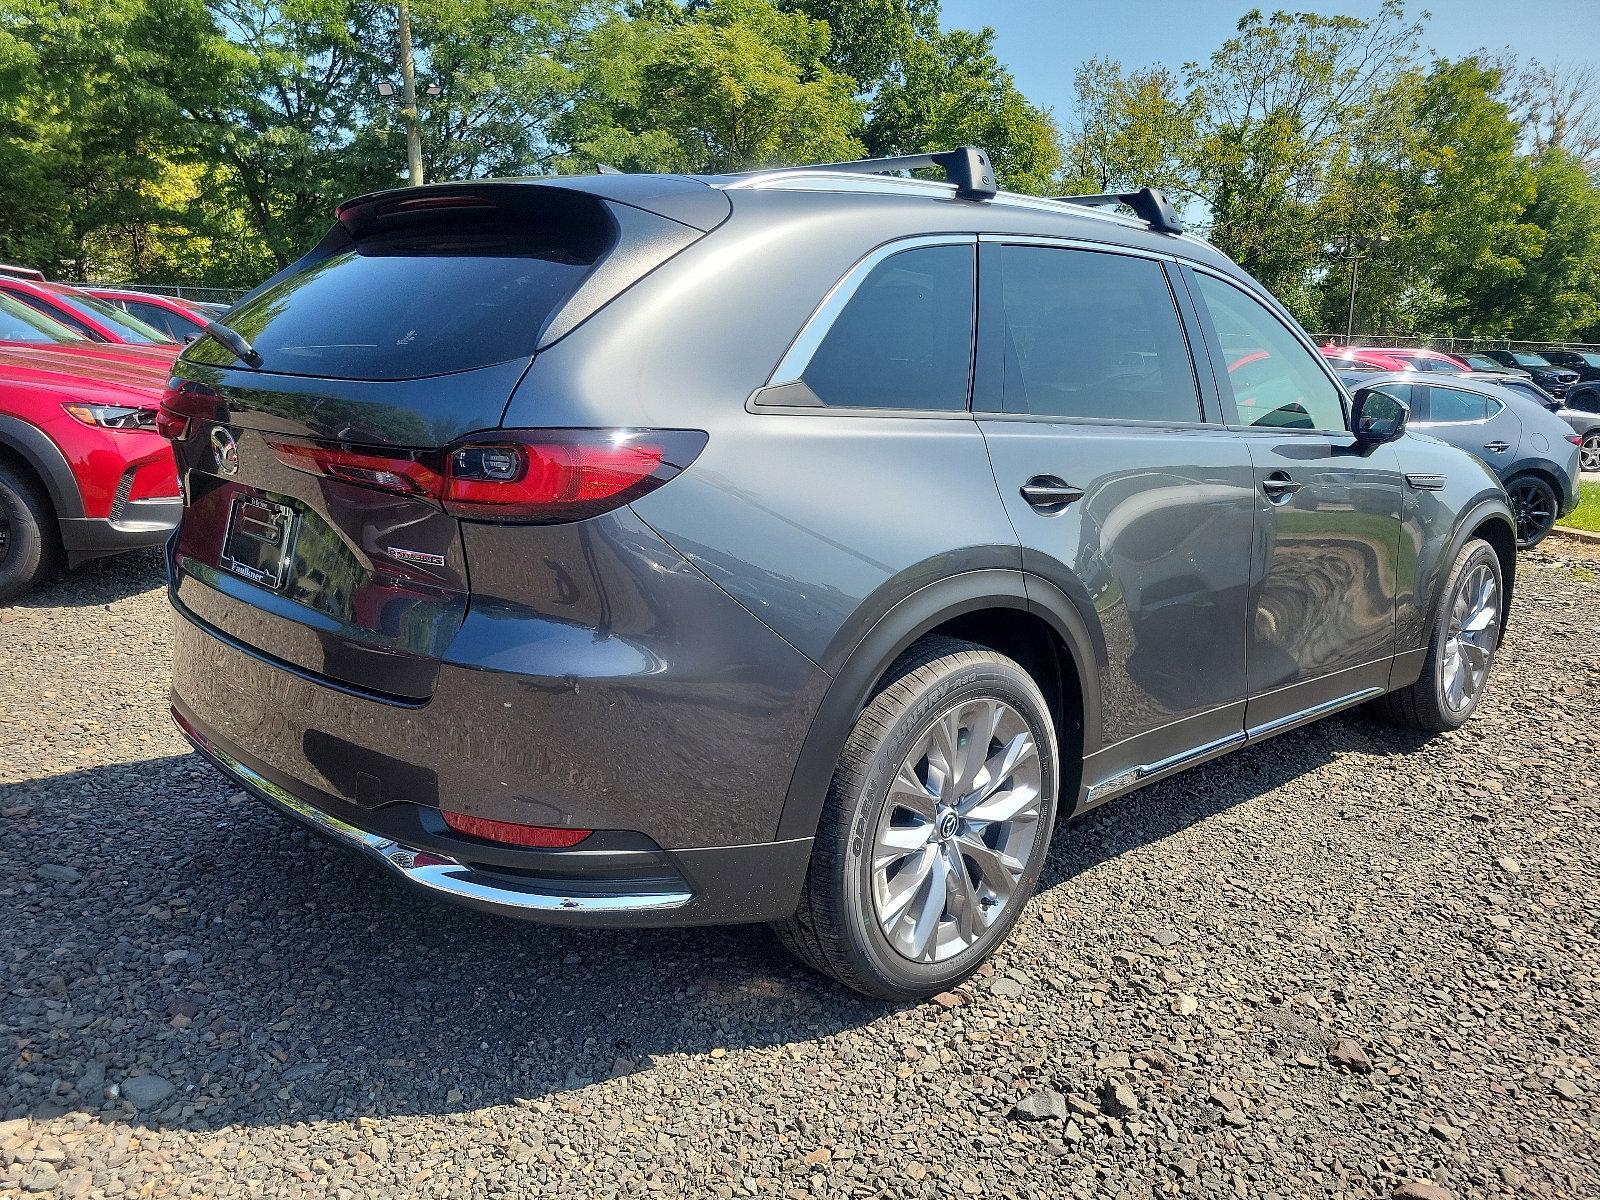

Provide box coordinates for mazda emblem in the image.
[210,426,240,477]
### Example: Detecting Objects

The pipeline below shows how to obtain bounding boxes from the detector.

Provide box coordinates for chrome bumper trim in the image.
[173,709,694,916]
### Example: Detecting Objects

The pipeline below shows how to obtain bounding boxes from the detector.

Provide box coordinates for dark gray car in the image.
[1337,370,1581,547]
[161,150,1519,999]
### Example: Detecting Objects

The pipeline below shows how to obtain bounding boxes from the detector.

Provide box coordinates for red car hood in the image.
[0,341,173,407]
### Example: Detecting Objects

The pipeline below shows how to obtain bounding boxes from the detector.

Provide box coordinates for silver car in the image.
[1339,370,1582,546]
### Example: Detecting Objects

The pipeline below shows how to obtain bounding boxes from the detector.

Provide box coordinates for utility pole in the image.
[397,0,423,187]
[1329,233,1390,343]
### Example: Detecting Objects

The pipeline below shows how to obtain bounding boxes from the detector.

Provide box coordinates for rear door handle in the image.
[1484,441,1510,453]
[1020,476,1084,512]
[1261,472,1303,502]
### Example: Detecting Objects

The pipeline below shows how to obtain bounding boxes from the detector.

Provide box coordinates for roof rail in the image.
[0,263,45,281]
[758,146,999,202]
[1052,187,1183,235]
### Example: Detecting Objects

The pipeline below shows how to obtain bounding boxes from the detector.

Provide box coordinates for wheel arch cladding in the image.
[0,414,79,520]
[774,569,1095,842]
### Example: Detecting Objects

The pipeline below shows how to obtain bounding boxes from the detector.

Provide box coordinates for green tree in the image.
[560,0,864,173]
[1060,58,1196,196]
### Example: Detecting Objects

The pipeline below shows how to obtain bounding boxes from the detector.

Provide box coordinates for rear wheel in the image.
[775,636,1059,1000]
[1506,475,1558,548]
[0,461,58,604]
[1580,432,1600,474]
[1373,538,1503,733]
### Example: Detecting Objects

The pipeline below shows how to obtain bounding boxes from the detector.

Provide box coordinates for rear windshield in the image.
[0,293,82,343]
[47,286,175,344]
[189,194,613,381]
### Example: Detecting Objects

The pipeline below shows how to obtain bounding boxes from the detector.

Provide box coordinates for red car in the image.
[1320,343,1471,373]
[0,293,180,600]
[0,270,181,352]
[85,287,214,343]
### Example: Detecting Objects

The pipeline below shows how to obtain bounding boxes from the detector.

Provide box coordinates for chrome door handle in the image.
[1484,441,1510,453]
[1261,472,1303,502]
[1020,476,1084,512]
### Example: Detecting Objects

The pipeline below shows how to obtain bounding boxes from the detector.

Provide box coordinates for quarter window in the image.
[1193,274,1347,432]
[799,244,974,411]
[993,245,1201,422]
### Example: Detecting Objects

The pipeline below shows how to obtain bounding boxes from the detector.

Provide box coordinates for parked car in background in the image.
[0,340,180,600]
[163,155,1519,999]
[85,287,211,343]
[1320,344,1470,374]
[1552,390,1600,472]
[1461,352,1532,379]
[1461,372,1559,409]
[1478,350,1579,397]
[1538,349,1600,384]
[1337,370,1580,546]
[0,271,180,352]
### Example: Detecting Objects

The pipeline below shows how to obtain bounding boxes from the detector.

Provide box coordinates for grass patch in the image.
[1558,480,1600,533]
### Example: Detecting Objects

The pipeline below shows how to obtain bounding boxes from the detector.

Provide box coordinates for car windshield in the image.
[1465,355,1502,370]
[1509,352,1552,367]
[1578,352,1600,367]
[0,293,85,344]
[45,285,176,345]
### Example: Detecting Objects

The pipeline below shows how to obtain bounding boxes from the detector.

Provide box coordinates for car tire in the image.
[1580,431,1600,474]
[1373,538,1503,734]
[774,635,1059,1000]
[0,460,59,604]
[1505,474,1559,549]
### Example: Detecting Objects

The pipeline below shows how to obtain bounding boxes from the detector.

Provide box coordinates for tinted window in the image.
[6,289,97,339]
[1412,355,1463,373]
[1572,395,1600,415]
[992,245,1200,422]
[1509,352,1551,367]
[125,299,202,340]
[189,210,611,381]
[0,293,81,343]
[1193,274,1346,431]
[1421,385,1488,423]
[800,244,973,411]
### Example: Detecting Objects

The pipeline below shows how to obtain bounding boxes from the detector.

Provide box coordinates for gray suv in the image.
[161,149,1518,999]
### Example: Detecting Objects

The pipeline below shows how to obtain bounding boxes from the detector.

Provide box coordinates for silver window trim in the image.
[976,232,1175,263]
[767,234,976,387]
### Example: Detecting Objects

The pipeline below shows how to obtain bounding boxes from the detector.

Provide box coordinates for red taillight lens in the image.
[155,406,189,441]
[1567,434,1583,447]
[267,429,706,524]
[439,809,591,849]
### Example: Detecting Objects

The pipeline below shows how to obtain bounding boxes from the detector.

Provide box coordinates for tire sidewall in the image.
[1509,475,1557,548]
[836,659,1058,997]
[0,466,48,604]
[1426,540,1503,728]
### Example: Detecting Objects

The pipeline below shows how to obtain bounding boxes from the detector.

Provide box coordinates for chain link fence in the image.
[67,281,251,306]
[1315,334,1600,354]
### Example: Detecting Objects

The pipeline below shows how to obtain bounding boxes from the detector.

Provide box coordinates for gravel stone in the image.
[1327,1036,1374,1073]
[2,547,1599,1196]
[1009,1089,1067,1122]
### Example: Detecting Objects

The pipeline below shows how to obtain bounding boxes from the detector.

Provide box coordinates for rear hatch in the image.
[166,181,714,701]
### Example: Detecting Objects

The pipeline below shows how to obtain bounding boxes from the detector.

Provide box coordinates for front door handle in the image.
[1020,476,1084,512]
[1484,440,1510,453]
[1261,472,1303,502]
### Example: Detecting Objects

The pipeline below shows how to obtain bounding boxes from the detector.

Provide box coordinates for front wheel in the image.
[1506,475,1558,549]
[1373,538,1504,733]
[774,636,1059,1000]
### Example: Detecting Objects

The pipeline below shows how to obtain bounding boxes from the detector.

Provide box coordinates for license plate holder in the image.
[221,495,298,590]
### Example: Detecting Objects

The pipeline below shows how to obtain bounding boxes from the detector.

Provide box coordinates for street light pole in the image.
[397,0,423,187]
[1346,251,1361,343]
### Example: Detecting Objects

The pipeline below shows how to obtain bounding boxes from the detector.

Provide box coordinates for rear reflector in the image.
[440,810,591,849]
[267,428,706,523]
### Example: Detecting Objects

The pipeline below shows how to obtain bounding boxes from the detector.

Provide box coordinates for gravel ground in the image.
[2,545,1598,1200]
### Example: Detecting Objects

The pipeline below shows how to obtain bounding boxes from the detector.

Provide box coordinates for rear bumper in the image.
[173,701,814,926]
[59,499,182,565]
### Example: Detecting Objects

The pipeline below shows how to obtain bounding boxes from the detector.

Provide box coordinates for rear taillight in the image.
[1567,434,1584,446]
[439,809,591,849]
[267,429,706,523]
[155,406,190,441]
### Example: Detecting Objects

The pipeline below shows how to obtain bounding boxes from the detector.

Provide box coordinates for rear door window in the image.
[1421,385,1489,423]
[990,245,1202,422]
[797,243,975,411]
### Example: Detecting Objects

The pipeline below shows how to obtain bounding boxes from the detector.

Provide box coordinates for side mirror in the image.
[1351,386,1409,446]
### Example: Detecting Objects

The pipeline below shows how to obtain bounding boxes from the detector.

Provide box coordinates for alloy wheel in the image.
[1507,480,1555,546]
[1441,560,1499,713]
[870,699,1043,964]
[1581,433,1600,474]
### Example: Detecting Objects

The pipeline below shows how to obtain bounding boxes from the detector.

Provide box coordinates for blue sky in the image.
[938,0,1600,127]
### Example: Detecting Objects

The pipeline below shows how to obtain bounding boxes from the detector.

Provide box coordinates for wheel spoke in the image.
[964,781,1041,826]
[906,858,948,961]
[945,848,982,945]
[877,845,937,930]
[873,822,931,870]
[956,835,1024,901]
[887,763,938,820]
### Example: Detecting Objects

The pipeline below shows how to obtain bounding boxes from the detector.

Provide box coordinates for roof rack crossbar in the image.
[1052,187,1183,235]
[761,146,998,201]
